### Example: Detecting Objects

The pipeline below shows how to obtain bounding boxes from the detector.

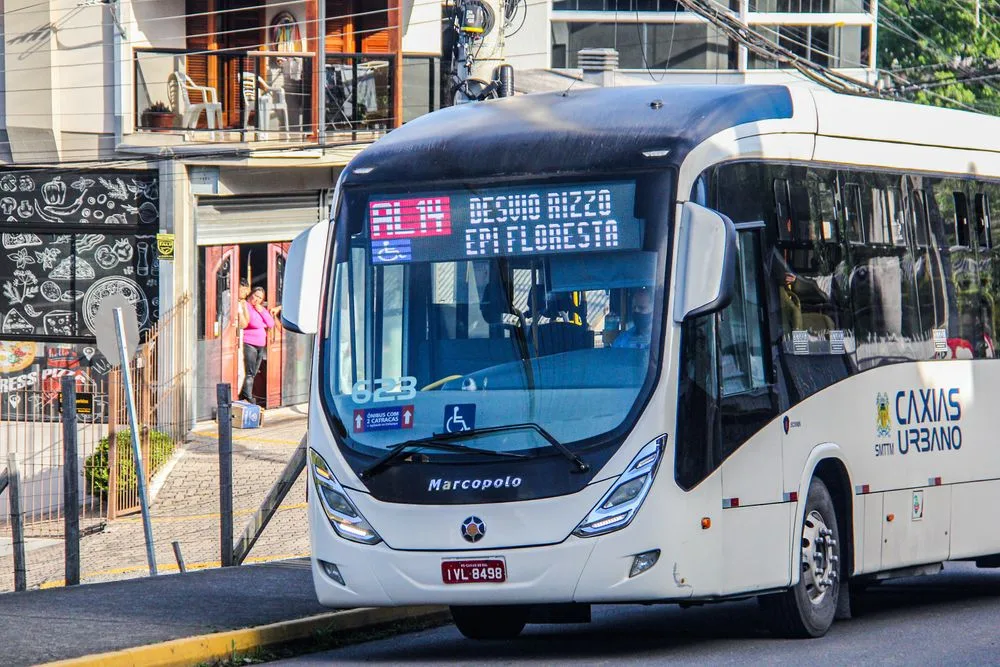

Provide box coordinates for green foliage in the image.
[85,429,174,499]
[880,1,1000,114]
[145,100,171,113]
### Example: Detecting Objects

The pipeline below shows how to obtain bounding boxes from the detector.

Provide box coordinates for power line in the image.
[672,0,885,98]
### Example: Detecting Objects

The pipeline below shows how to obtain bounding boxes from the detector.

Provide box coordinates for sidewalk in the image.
[0,559,324,666]
[0,405,310,591]
[0,408,450,666]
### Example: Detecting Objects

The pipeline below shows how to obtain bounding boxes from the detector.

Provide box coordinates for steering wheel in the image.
[421,375,462,391]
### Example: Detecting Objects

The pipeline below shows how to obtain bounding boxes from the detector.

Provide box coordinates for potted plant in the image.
[141,101,175,131]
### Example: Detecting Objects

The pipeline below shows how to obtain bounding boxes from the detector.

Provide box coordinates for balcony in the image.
[133,49,400,146]
[134,48,316,144]
[324,53,396,138]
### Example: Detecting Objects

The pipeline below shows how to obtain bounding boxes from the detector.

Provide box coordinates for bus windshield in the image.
[322,174,672,460]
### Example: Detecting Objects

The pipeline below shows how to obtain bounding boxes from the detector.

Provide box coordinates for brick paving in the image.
[0,406,310,592]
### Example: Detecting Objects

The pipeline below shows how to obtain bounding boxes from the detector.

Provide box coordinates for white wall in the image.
[504,0,550,70]
[129,0,186,49]
[56,1,112,135]
[402,0,441,55]
[4,0,62,160]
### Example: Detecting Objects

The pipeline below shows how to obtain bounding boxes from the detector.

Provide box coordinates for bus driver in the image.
[612,288,654,349]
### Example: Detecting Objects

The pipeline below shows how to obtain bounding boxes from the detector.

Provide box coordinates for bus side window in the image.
[718,230,768,396]
[788,184,812,241]
[975,193,992,251]
[885,187,906,247]
[912,190,931,247]
[869,188,893,245]
[812,180,838,242]
[953,192,971,248]
[774,179,793,241]
[843,183,865,244]
[716,228,776,466]
[675,314,719,490]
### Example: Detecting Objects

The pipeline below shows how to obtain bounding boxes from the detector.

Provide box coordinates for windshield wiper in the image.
[359,438,529,480]
[429,423,590,473]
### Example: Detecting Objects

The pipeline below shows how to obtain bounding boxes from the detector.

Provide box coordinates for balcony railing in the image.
[134,48,315,142]
[325,53,396,138]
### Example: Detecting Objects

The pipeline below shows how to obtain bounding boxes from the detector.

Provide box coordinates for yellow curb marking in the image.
[41,607,449,667]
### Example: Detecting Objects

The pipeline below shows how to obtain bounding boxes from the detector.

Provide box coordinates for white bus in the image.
[282,84,1000,640]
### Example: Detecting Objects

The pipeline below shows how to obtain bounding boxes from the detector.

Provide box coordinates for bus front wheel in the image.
[450,605,529,640]
[759,477,841,638]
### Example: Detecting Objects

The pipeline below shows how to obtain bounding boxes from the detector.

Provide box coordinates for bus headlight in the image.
[309,448,382,545]
[573,435,665,538]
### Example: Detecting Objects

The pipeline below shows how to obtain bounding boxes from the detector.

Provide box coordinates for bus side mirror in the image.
[281,221,330,335]
[673,202,737,323]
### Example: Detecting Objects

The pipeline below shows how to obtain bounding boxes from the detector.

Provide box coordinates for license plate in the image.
[441,557,507,584]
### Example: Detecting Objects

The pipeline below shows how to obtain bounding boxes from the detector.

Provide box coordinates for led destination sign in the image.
[367,181,642,264]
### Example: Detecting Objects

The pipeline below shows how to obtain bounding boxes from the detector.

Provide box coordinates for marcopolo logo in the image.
[428,476,522,492]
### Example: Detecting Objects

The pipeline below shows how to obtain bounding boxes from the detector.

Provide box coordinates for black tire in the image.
[450,605,529,640]
[758,477,841,638]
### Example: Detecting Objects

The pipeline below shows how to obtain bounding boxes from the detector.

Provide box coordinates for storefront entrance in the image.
[197,241,308,418]
[191,189,324,419]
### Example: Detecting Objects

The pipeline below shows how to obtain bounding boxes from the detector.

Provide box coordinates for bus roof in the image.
[343,85,794,185]
[342,84,1000,187]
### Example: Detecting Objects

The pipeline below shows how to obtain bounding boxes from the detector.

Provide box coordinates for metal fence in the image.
[105,293,192,518]
[0,293,193,535]
[0,380,106,538]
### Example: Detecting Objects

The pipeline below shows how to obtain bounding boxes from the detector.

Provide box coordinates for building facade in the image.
[0,0,442,422]
[506,0,878,86]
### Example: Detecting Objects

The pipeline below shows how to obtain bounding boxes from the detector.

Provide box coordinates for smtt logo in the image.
[876,392,892,437]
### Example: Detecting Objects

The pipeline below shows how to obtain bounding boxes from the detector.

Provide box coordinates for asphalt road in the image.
[273,562,1000,665]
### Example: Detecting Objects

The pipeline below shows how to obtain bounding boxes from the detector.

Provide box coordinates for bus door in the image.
[265,242,290,408]
[716,224,787,593]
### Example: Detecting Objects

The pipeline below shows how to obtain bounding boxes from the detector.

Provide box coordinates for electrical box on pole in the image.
[447,0,519,104]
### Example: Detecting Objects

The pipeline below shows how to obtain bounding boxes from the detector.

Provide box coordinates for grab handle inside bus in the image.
[281,220,331,335]
[672,202,737,323]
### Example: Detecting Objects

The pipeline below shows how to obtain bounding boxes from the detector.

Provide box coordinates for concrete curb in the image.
[42,606,451,667]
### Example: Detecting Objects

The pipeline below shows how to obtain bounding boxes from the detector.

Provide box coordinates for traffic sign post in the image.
[95,294,139,366]
[98,303,157,577]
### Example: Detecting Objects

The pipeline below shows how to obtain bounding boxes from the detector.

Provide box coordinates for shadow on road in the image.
[342,566,1000,663]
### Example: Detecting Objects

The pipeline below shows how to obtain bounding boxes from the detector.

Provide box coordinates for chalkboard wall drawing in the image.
[83,276,150,333]
[0,169,159,341]
[2,233,43,248]
[0,172,158,227]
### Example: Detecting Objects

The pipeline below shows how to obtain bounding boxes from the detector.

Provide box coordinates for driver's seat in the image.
[532,322,593,357]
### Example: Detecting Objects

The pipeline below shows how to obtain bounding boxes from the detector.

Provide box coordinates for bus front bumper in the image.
[310,511,693,607]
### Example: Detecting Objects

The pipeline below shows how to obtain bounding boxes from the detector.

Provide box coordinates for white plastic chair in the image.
[240,72,258,130]
[169,71,223,135]
[241,72,289,139]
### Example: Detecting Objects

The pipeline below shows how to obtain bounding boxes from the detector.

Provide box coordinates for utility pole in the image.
[448,0,515,104]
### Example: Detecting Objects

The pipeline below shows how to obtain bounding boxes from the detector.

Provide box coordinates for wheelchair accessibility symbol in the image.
[444,404,476,433]
[372,239,412,264]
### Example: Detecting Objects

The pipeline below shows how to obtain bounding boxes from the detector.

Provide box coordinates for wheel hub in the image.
[800,509,838,605]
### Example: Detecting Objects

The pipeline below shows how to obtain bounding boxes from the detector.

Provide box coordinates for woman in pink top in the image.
[238,286,276,403]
